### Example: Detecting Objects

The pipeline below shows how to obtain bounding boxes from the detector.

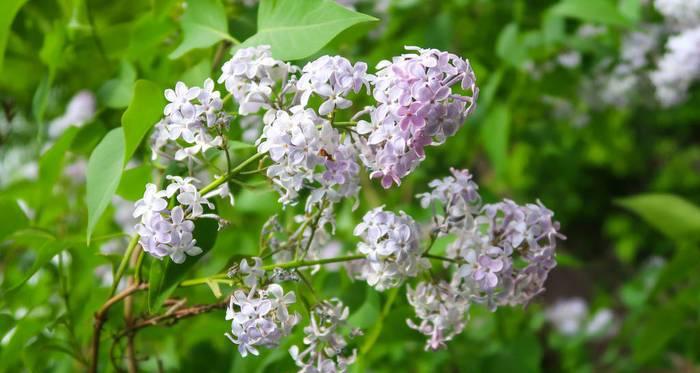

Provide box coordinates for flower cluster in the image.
[218,45,295,115]
[225,284,299,357]
[654,0,700,29]
[152,79,228,161]
[133,177,215,263]
[355,46,478,188]
[257,106,360,209]
[417,167,481,232]
[650,26,700,107]
[289,299,358,372]
[353,206,428,291]
[406,281,470,351]
[297,55,372,115]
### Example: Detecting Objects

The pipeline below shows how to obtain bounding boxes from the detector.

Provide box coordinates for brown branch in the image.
[115,300,228,340]
[89,283,148,373]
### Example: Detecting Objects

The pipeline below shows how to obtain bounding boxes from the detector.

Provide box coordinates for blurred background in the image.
[1,0,699,372]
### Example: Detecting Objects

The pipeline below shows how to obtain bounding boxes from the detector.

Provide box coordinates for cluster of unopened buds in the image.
[130,44,563,370]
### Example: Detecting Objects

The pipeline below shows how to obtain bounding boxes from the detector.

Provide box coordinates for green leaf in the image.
[549,0,632,27]
[0,314,14,340]
[0,315,44,371]
[116,164,153,201]
[169,0,233,59]
[481,104,510,178]
[121,80,165,161]
[98,60,137,109]
[616,194,700,242]
[632,303,684,363]
[148,206,219,311]
[619,0,641,23]
[496,23,525,67]
[238,0,377,60]
[4,232,72,293]
[0,199,29,242]
[37,127,79,206]
[32,75,50,127]
[0,0,27,73]
[86,128,126,243]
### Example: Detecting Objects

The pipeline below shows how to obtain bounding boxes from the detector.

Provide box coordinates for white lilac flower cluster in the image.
[225,284,299,357]
[418,168,481,232]
[289,299,358,372]
[356,47,478,188]
[352,206,428,291]
[256,107,360,209]
[545,298,616,338]
[132,177,216,263]
[218,45,296,115]
[654,0,700,30]
[406,281,470,351]
[650,26,700,106]
[297,55,372,116]
[152,79,229,162]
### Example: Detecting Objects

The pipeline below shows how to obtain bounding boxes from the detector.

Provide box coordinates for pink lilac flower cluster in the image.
[355,47,478,188]
[133,177,216,263]
[415,170,564,310]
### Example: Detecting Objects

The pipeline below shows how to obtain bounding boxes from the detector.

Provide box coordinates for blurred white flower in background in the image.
[545,297,617,338]
[48,90,96,139]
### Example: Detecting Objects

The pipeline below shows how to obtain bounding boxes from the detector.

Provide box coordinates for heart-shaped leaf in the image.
[238,0,377,61]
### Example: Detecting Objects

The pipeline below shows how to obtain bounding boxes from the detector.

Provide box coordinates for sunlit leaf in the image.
[550,0,632,27]
[0,199,28,242]
[0,0,27,73]
[238,0,377,60]
[121,80,165,161]
[616,194,700,242]
[169,0,233,59]
[86,128,126,243]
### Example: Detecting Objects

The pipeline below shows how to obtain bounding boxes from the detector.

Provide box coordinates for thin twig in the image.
[89,283,148,373]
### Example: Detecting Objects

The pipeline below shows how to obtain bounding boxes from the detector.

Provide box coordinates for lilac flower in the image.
[164,81,200,121]
[289,299,357,372]
[257,106,360,209]
[354,46,478,188]
[406,281,469,350]
[225,284,299,357]
[353,207,428,291]
[218,45,295,115]
[297,55,373,115]
[132,184,167,219]
[152,79,228,163]
[240,257,265,287]
[133,178,215,263]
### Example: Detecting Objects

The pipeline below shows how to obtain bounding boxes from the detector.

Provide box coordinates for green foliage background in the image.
[1,0,699,372]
